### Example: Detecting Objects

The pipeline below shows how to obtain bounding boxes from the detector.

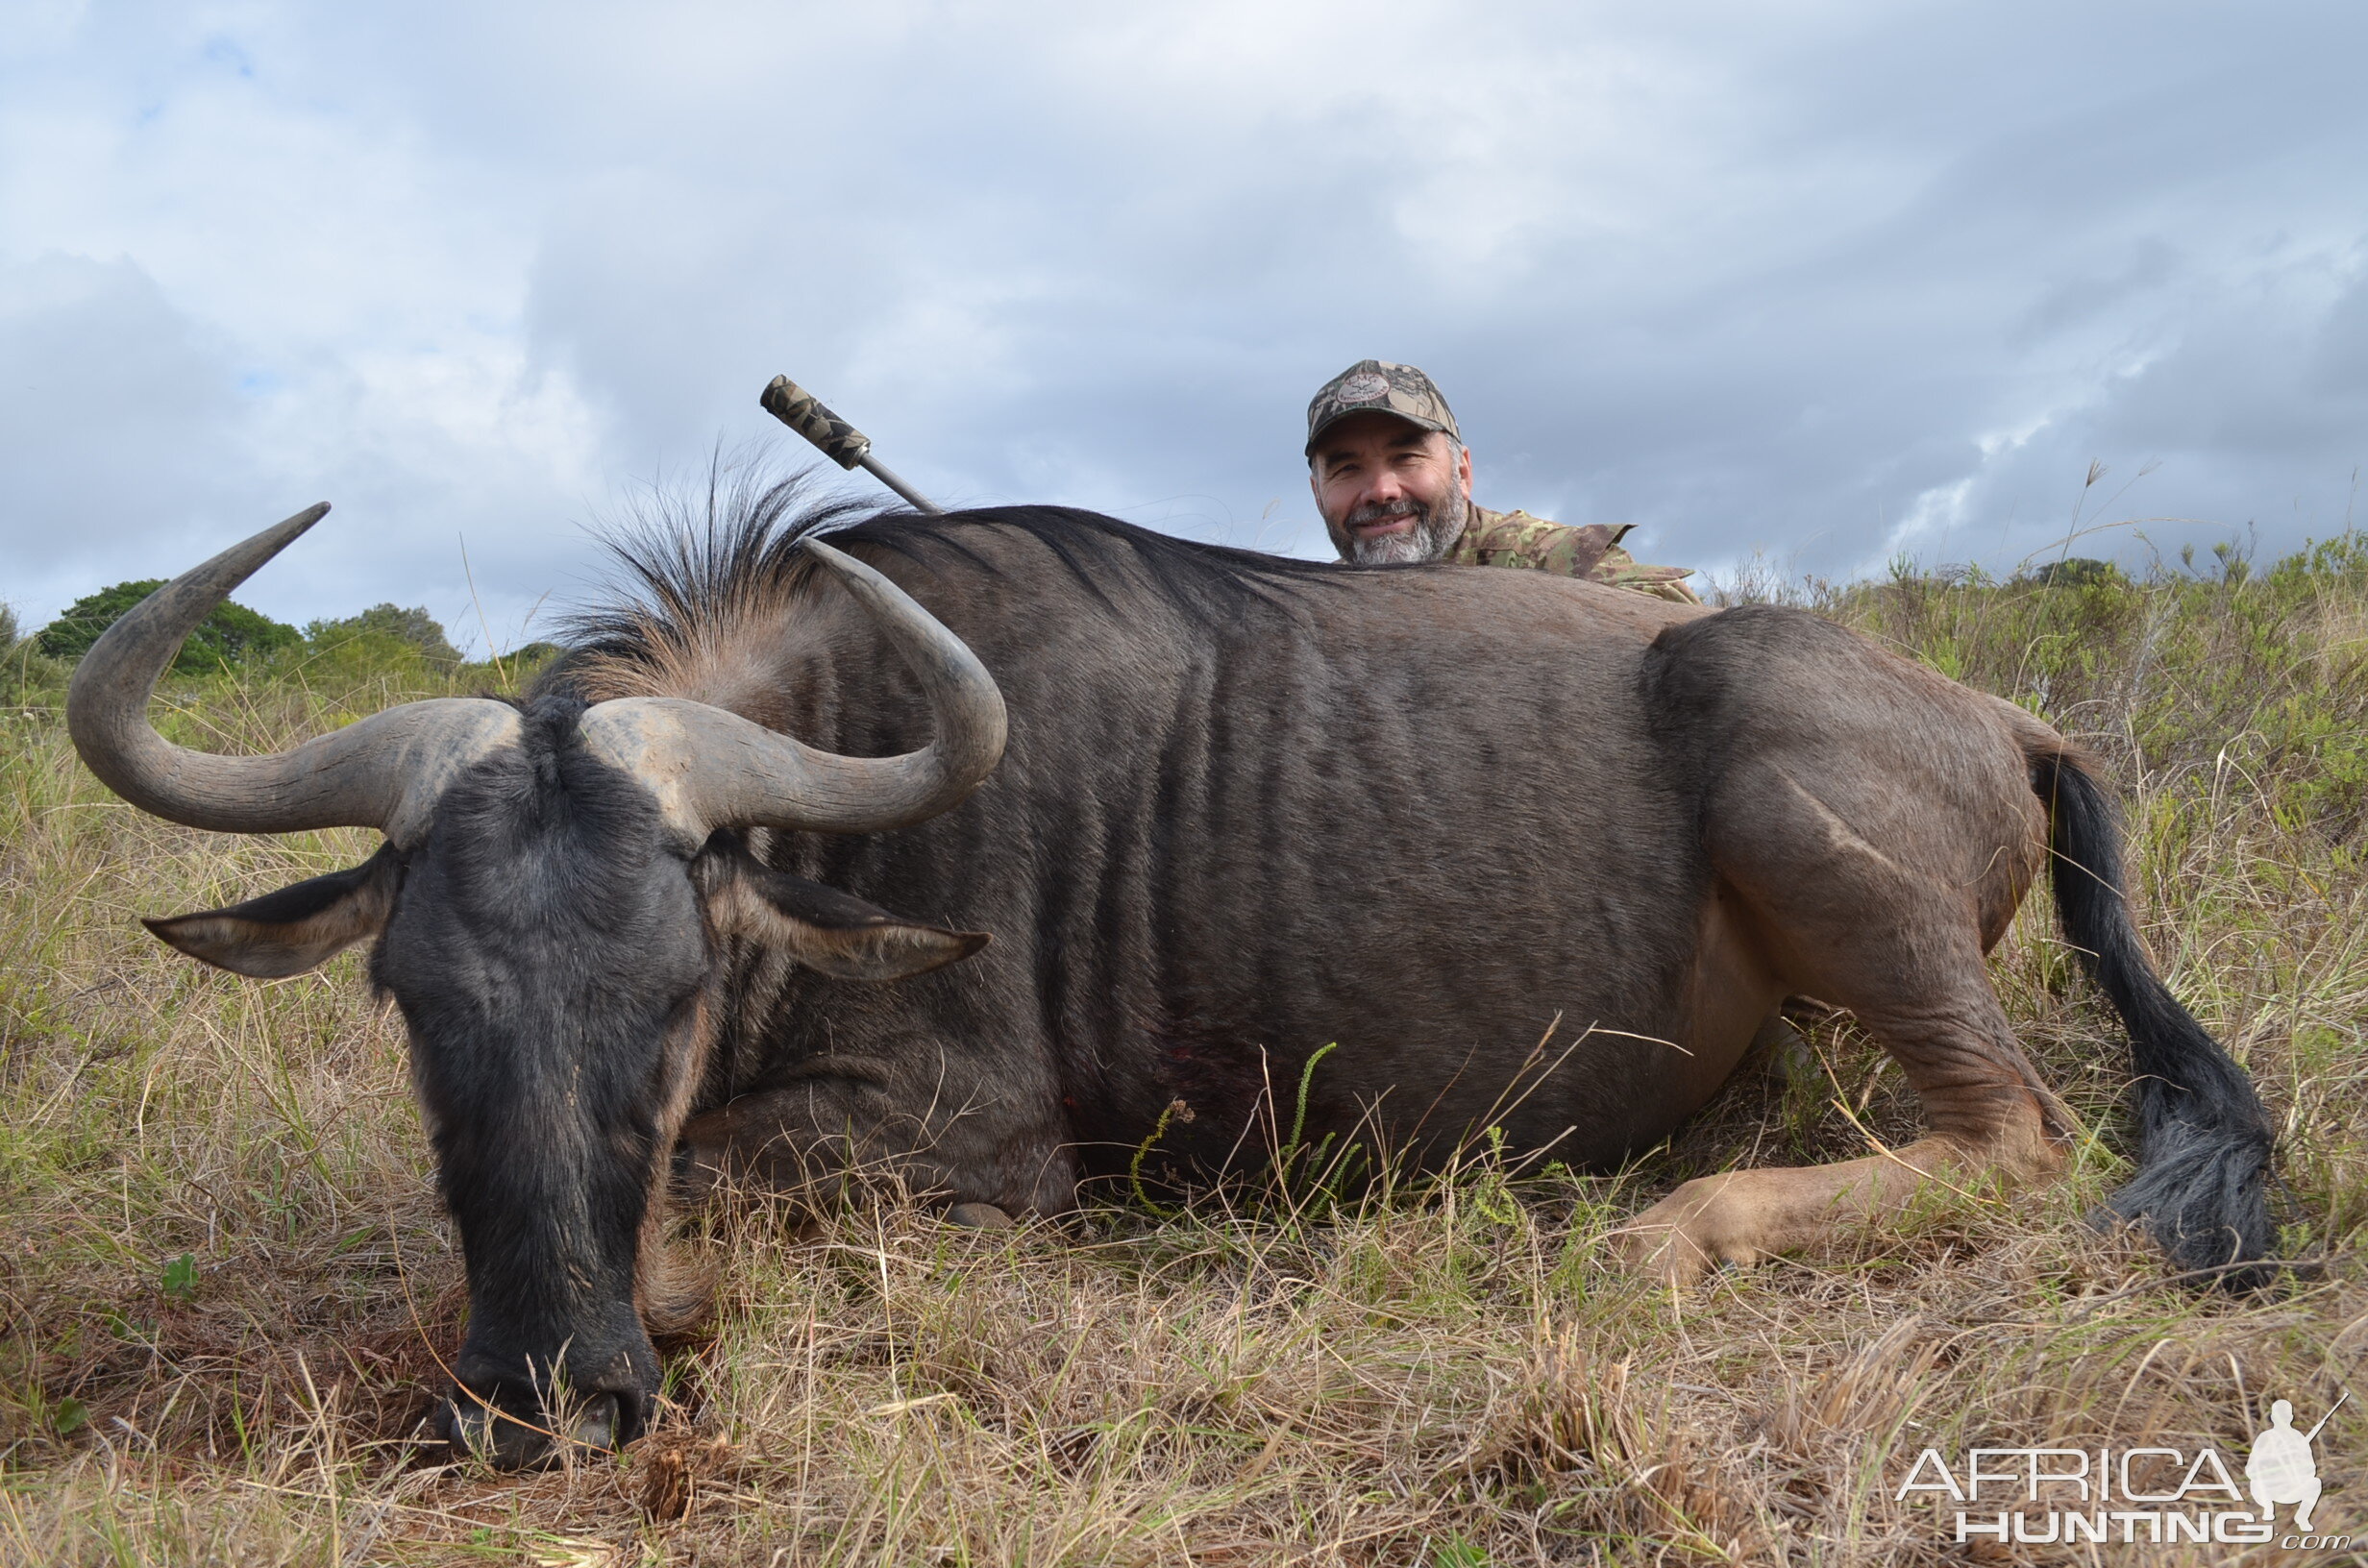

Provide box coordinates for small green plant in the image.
[1275,1039,1340,1184]
[1465,1126,1521,1228]
[1128,1095,1196,1215]
[160,1251,198,1305]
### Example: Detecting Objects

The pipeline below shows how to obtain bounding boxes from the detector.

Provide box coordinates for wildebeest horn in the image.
[575,538,1006,840]
[67,504,524,845]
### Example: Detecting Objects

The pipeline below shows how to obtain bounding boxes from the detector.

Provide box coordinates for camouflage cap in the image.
[1304,359,1461,455]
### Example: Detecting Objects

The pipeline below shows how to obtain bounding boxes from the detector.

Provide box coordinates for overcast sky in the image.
[5,2,2363,649]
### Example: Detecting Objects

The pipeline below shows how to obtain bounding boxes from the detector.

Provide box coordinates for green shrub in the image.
[2010,555,2123,588]
[34,580,301,674]
[303,603,462,669]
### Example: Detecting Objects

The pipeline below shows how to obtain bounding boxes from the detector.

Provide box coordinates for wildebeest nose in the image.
[570,1392,623,1452]
[445,1399,547,1470]
[443,1390,627,1470]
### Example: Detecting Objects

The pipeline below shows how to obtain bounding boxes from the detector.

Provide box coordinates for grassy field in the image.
[2,535,2364,1565]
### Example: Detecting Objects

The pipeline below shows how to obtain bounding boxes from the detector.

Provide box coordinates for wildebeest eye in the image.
[693,836,987,981]
[143,844,404,979]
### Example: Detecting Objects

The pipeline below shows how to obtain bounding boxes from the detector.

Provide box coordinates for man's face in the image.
[1309,412,1473,566]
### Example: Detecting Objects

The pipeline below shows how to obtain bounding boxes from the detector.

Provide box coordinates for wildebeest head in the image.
[67,505,1005,1468]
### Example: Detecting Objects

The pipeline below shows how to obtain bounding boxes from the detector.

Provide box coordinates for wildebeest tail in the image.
[2030,747,2278,1288]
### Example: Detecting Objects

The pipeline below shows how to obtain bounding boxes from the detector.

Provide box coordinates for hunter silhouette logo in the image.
[2248,1392,2346,1531]
[1895,1390,2351,1549]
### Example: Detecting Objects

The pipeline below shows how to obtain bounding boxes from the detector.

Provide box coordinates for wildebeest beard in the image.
[1338,483,1469,565]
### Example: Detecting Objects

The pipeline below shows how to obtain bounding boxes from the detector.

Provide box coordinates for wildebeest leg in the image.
[676,1047,1077,1218]
[1616,761,2070,1285]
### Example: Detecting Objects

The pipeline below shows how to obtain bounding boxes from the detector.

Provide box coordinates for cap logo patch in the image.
[1337,372,1392,402]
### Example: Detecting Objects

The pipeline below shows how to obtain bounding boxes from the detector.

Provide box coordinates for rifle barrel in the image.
[856,454,942,515]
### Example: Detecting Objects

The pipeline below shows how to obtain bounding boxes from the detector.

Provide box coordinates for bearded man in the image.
[1306,359,1699,603]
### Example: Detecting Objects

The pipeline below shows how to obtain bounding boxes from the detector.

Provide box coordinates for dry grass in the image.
[2,541,2365,1565]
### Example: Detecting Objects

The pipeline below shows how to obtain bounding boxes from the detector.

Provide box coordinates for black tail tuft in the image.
[2033,749,2279,1290]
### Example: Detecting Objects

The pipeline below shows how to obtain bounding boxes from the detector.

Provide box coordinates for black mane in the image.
[556,465,1365,666]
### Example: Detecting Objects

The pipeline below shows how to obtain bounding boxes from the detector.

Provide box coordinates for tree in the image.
[2012,557,2123,589]
[306,603,462,668]
[36,581,301,674]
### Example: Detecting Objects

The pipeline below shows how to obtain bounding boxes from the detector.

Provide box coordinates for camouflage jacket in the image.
[1449,506,1700,604]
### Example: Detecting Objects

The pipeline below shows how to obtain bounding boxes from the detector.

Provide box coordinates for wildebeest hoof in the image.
[670,1142,726,1202]
[1748,1014,1819,1088]
[1612,1176,1762,1286]
[1612,1223,1724,1287]
[946,1202,1014,1230]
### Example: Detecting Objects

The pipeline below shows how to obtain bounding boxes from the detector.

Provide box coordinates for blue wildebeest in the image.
[69,483,2276,1467]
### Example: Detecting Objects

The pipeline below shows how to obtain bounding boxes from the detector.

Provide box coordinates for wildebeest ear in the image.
[143,844,403,979]
[703,849,988,981]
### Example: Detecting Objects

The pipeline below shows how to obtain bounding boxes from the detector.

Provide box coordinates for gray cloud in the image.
[3,1,2363,634]
[0,252,268,609]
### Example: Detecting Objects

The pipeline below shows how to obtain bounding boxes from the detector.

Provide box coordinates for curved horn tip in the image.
[237,501,334,558]
[273,501,333,544]
[72,502,339,677]
[241,501,334,547]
